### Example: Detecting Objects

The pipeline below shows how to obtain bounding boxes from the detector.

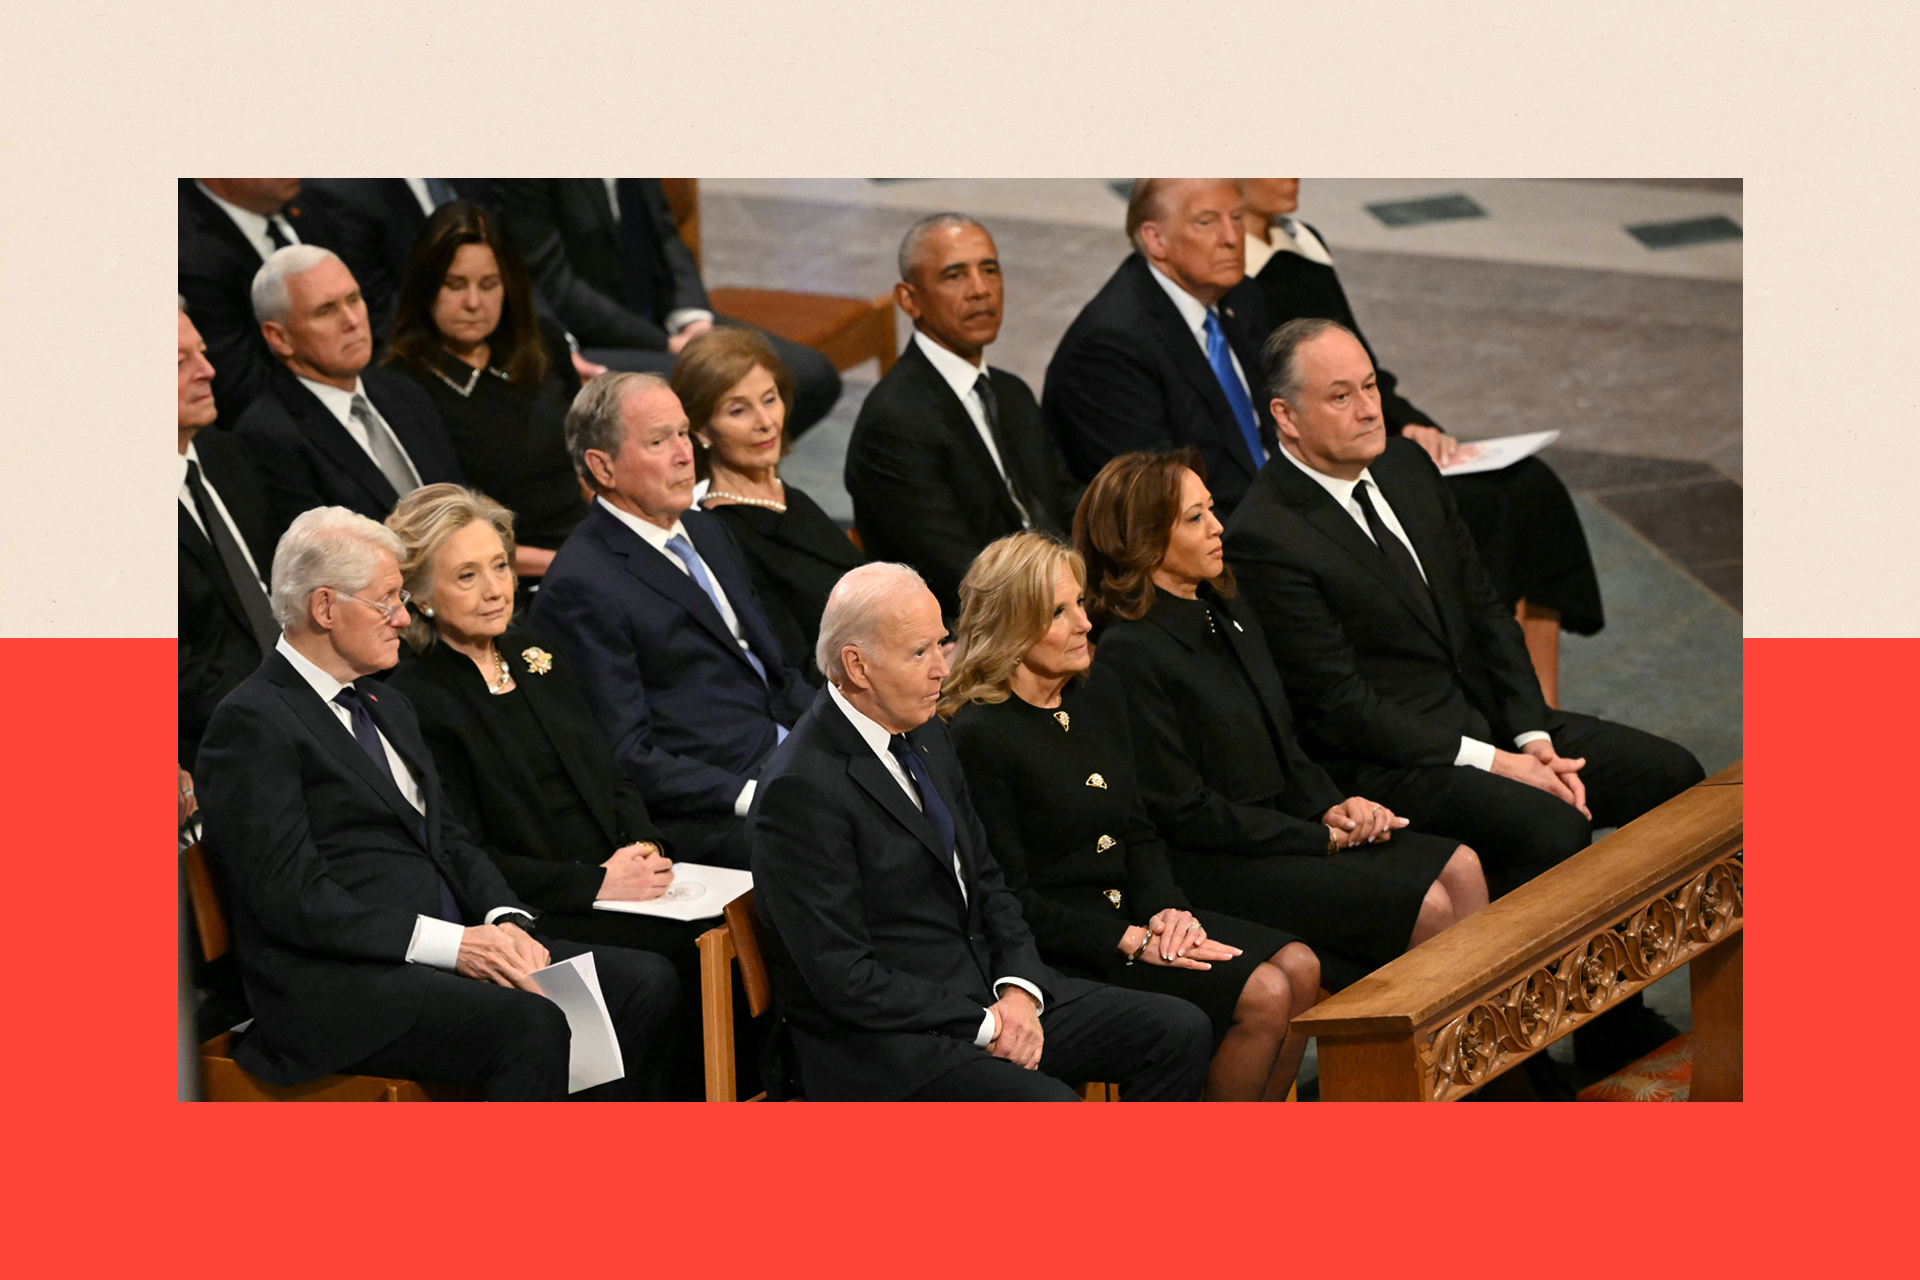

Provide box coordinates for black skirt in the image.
[1172,829,1459,990]
[1063,908,1296,1051]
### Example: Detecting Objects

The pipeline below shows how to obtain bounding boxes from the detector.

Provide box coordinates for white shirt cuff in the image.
[665,308,714,335]
[1455,736,1497,772]
[1514,731,1552,750]
[974,1007,997,1048]
[484,906,530,927]
[405,915,465,971]
[994,976,1045,1015]
[734,779,757,818]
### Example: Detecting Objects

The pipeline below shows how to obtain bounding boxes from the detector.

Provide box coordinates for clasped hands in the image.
[597,841,675,902]
[1322,796,1410,850]
[1493,740,1591,819]
[455,920,550,991]
[1118,910,1243,974]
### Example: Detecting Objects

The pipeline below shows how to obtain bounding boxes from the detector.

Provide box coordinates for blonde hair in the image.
[384,483,519,653]
[937,532,1086,719]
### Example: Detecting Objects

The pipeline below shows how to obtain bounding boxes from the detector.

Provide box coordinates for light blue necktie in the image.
[1202,310,1265,467]
[665,533,788,744]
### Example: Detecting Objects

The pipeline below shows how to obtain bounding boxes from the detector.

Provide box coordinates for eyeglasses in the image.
[336,588,412,625]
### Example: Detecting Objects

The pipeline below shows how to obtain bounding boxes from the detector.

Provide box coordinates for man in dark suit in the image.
[1043,178,1274,516]
[1224,320,1703,1067]
[750,563,1212,1101]
[178,300,277,768]
[301,178,497,344]
[232,246,464,541]
[195,506,678,1099]
[845,214,1075,617]
[179,179,352,424]
[493,179,842,435]
[1227,319,1704,887]
[531,373,814,869]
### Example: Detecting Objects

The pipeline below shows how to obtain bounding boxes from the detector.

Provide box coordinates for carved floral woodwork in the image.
[1422,850,1742,1102]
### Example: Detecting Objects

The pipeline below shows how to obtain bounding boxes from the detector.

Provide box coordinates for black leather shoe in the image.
[1574,993,1683,1072]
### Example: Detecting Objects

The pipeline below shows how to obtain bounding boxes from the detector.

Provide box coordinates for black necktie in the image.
[1353,480,1440,629]
[265,217,290,250]
[184,459,279,654]
[973,373,1033,529]
[889,735,958,872]
[333,686,462,924]
[614,178,672,324]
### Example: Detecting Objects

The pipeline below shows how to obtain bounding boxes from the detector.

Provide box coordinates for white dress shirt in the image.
[911,330,1032,527]
[295,375,425,489]
[1278,446,1549,769]
[402,178,437,218]
[603,178,713,336]
[274,637,523,970]
[826,682,1045,1047]
[194,180,299,262]
[595,496,766,815]
[179,443,264,585]
[1145,262,1263,462]
[1244,217,1336,278]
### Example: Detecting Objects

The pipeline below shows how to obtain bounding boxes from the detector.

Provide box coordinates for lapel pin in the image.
[1097,835,1116,852]
[1085,773,1108,789]
[1053,711,1071,732]
[521,646,553,675]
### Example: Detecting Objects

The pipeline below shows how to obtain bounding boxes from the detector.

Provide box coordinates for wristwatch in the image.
[496,911,538,934]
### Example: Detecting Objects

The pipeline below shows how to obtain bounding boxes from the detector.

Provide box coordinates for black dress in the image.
[1095,586,1459,986]
[702,485,865,683]
[1254,233,1605,635]
[950,666,1296,1047]
[395,320,588,556]
[383,624,758,1098]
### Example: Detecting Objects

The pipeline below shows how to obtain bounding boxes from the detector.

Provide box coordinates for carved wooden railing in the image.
[1292,761,1743,1101]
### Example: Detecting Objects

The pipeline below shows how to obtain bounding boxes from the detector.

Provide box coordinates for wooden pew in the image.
[1292,761,1743,1101]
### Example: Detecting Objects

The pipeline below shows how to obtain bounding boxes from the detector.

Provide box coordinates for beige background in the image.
[0,0,1910,637]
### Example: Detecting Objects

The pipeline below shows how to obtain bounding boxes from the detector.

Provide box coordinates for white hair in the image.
[816,562,930,683]
[270,506,405,631]
[251,244,345,325]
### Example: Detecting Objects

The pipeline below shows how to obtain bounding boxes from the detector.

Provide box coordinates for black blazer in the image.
[233,363,465,542]
[494,179,709,350]
[529,503,814,821]
[382,625,668,914]
[1042,253,1274,515]
[1223,438,1554,776]
[749,689,1094,1101]
[1251,226,1434,434]
[1095,587,1346,861]
[178,179,351,425]
[196,649,532,1086]
[846,338,1074,617]
[703,487,865,683]
[302,178,498,341]
[178,430,277,767]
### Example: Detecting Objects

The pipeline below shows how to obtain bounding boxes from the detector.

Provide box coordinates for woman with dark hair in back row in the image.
[1079,448,1489,989]
[384,200,588,592]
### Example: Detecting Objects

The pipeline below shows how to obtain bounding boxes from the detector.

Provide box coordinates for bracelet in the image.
[1126,929,1151,966]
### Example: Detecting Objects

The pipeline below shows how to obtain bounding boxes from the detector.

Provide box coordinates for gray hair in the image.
[178,294,188,314]
[251,244,345,325]
[1261,317,1357,407]
[564,371,671,488]
[270,505,405,631]
[897,212,987,282]
[816,562,930,683]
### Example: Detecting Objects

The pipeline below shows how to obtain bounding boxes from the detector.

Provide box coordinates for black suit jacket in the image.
[494,179,708,350]
[178,179,350,425]
[1223,439,1554,777]
[1043,254,1274,515]
[1094,588,1346,861]
[302,178,498,341]
[382,625,668,914]
[233,363,465,541]
[749,689,1093,1100]
[178,430,277,767]
[196,649,533,1085]
[529,503,813,822]
[1252,225,1432,433]
[846,338,1075,616]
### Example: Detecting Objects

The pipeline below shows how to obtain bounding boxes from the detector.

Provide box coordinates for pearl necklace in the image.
[428,361,510,398]
[486,644,514,695]
[705,485,786,513]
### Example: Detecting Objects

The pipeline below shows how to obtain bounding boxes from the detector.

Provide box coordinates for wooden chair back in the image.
[181,842,228,963]
[659,179,701,266]
[724,890,772,1018]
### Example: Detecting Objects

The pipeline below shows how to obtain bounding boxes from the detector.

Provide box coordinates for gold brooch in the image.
[1085,773,1107,789]
[1053,711,1070,732]
[521,647,554,675]
[1096,835,1116,852]
[1103,888,1122,907]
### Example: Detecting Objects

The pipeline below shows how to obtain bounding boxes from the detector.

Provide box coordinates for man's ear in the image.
[261,320,294,360]
[1137,221,1167,263]
[840,646,869,693]
[583,448,616,491]
[1269,397,1300,445]
[306,587,335,633]
[892,280,922,324]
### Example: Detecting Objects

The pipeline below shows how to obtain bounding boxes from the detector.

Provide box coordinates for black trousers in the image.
[1349,710,1705,895]
[1447,456,1605,636]
[347,938,679,1101]
[584,319,843,439]
[903,984,1212,1102]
